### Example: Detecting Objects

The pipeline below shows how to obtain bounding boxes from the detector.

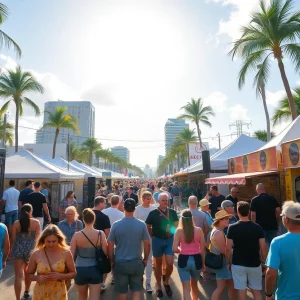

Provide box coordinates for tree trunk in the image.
[15,102,19,152]
[196,122,202,148]
[177,155,180,172]
[89,151,92,166]
[278,59,298,120]
[260,83,271,141]
[52,128,59,159]
[104,159,107,169]
[187,144,190,166]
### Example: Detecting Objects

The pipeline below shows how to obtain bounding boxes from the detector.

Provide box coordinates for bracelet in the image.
[265,292,273,297]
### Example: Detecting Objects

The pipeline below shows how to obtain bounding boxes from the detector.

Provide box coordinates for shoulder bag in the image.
[81,231,111,274]
[205,230,223,269]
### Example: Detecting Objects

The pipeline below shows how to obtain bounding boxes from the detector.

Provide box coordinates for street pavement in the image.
[0,258,258,299]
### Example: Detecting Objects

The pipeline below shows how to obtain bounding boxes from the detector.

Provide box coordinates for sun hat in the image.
[199,199,211,207]
[212,210,233,226]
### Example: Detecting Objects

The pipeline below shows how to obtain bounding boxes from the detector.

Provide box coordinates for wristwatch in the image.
[265,292,273,297]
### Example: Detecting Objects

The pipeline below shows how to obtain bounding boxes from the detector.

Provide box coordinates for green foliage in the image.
[253,130,276,142]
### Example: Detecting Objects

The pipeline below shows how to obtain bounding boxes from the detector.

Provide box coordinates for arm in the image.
[59,251,76,280]
[251,211,256,223]
[11,222,17,247]
[27,251,48,283]
[225,238,233,264]
[0,200,6,212]
[70,233,77,258]
[203,218,209,236]
[275,207,281,226]
[35,220,41,239]
[265,267,278,298]
[214,231,226,254]
[143,239,150,263]
[101,231,108,256]
[172,229,181,253]
[104,228,110,237]
[146,224,152,237]
[107,241,115,264]
[42,203,51,222]
[199,228,206,268]
[18,200,23,210]
[2,227,10,269]
[259,238,268,263]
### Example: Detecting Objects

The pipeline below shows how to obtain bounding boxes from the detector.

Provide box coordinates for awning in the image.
[205,170,279,185]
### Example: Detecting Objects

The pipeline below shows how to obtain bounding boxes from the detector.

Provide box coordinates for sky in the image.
[1,0,300,169]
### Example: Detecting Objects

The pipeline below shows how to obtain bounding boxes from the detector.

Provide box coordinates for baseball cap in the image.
[124,198,136,212]
[221,200,234,209]
[280,201,300,221]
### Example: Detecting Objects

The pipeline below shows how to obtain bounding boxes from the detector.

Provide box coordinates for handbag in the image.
[81,231,111,274]
[205,231,224,269]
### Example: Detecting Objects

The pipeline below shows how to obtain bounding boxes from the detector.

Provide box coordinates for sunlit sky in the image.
[1,0,300,169]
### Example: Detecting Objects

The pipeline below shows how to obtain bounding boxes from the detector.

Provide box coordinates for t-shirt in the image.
[266,232,300,300]
[134,205,156,222]
[18,188,33,205]
[41,189,49,197]
[227,221,264,267]
[108,217,150,261]
[93,210,111,231]
[123,193,139,205]
[203,211,214,229]
[102,207,124,226]
[224,216,238,236]
[2,187,20,212]
[145,208,179,238]
[26,192,46,218]
[171,186,180,196]
[250,193,279,230]
[0,223,7,270]
[209,194,225,218]
[189,208,208,231]
[225,194,238,212]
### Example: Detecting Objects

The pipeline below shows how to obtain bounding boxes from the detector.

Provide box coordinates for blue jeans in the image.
[264,230,278,246]
[5,210,18,225]
[152,236,174,257]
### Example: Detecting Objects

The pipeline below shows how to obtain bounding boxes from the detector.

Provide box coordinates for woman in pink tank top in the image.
[172,209,206,300]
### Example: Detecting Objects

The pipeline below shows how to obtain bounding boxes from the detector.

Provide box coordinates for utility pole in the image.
[2,113,7,148]
[217,133,221,150]
[67,132,70,171]
[229,120,251,137]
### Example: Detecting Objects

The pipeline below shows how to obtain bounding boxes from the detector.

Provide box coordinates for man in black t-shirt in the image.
[225,187,239,214]
[208,185,225,218]
[250,183,281,245]
[26,182,51,230]
[92,196,111,237]
[123,186,139,205]
[18,179,34,209]
[226,201,267,299]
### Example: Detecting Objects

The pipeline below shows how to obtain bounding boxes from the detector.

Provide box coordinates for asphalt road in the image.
[0,258,258,299]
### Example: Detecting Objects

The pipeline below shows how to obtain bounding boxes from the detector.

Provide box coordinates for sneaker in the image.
[156,289,163,298]
[21,293,32,300]
[101,283,107,293]
[146,283,152,294]
[164,284,173,297]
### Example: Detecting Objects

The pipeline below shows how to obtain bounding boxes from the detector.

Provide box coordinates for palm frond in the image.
[0,30,21,58]
[0,99,11,116]
[22,97,41,116]
[283,43,300,71]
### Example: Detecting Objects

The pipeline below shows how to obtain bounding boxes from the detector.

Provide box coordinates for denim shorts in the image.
[177,256,201,282]
[5,210,18,225]
[75,266,103,285]
[212,259,232,280]
[152,236,174,258]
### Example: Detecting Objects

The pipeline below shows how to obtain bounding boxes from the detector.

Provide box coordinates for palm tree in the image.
[0,117,14,145]
[177,98,215,147]
[69,143,88,164]
[82,138,102,166]
[95,148,114,169]
[176,128,197,166]
[0,66,43,152]
[253,130,276,142]
[272,88,300,125]
[0,4,21,58]
[229,0,300,120]
[41,106,79,159]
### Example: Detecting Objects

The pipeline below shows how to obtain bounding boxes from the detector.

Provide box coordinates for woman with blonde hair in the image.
[26,224,76,300]
[70,208,108,300]
[209,210,235,300]
[173,209,206,300]
[58,206,83,245]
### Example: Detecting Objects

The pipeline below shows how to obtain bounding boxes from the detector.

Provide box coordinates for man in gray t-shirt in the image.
[188,196,209,236]
[108,198,150,297]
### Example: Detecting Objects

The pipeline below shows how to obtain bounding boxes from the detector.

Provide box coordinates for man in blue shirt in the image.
[265,201,300,300]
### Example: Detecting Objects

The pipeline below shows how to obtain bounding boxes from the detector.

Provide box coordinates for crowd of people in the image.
[0,179,300,300]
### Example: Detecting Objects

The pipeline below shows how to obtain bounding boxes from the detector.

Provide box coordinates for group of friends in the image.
[0,179,300,300]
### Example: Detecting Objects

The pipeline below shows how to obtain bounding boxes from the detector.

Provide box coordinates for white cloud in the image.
[81,84,116,106]
[266,90,285,106]
[0,54,18,70]
[204,91,228,113]
[229,104,250,120]
[205,35,221,47]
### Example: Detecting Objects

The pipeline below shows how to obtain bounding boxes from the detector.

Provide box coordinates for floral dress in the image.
[33,252,67,300]
[59,199,78,221]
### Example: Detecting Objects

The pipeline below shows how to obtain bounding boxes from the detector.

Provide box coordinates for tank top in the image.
[179,228,201,255]
[210,228,223,255]
[76,246,101,267]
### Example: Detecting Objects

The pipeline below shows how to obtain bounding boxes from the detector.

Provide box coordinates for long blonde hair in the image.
[36,224,68,250]
[179,209,195,244]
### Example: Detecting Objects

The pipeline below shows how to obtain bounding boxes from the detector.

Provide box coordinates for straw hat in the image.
[199,199,211,207]
[212,210,233,226]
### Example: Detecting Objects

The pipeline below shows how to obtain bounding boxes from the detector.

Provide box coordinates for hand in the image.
[142,259,147,268]
[227,263,231,271]
[48,216,51,223]
[2,260,6,269]
[47,272,62,281]
[37,275,48,283]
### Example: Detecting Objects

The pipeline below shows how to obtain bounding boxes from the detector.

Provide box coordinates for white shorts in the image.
[231,264,262,291]
[35,217,44,231]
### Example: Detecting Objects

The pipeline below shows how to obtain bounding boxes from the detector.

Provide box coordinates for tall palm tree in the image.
[0,66,43,152]
[177,98,215,147]
[41,106,79,159]
[272,88,300,125]
[253,130,276,142]
[95,148,113,169]
[0,4,22,58]
[69,143,88,164]
[82,138,102,166]
[176,128,197,166]
[229,0,300,120]
[0,117,14,145]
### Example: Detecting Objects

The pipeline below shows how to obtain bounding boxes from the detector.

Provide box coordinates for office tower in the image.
[36,100,95,147]
[111,146,130,163]
[157,155,165,168]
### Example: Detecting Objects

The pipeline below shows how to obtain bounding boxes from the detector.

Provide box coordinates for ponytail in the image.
[19,204,32,233]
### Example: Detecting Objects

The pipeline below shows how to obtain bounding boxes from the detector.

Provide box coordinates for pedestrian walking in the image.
[225,187,239,214]
[0,180,20,238]
[220,200,238,235]
[0,222,9,279]
[250,183,281,245]
[107,198,151,300]
[26,182,51,231]
[199,199,214,231]
[59,191,78,221]
[209,210,234,300]
[226,201,267,300]
[145,192,179,298]
[265,201,300,300]
[11,204,40,300]
[171,181,182,211]
[123,186,139,205]
[208,186,225,218]
[172,209,206,300]
[18,180,34,209]
[102,195,124,226]
[27,224,76,300]
[70,208,108,300]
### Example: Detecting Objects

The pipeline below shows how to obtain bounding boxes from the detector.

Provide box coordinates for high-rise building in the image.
[157,155,165,168]
[36,100,95,147]
[164,119,189,154]
[111,146,130,163]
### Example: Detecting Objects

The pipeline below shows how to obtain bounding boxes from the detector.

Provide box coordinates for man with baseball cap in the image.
[221,200,238,235]
[199,199,214,230]
[107,198,150,299]
[265,201,300,300]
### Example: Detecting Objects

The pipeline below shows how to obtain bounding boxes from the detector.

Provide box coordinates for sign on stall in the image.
[102,171,112,179]
[188,142,209,165]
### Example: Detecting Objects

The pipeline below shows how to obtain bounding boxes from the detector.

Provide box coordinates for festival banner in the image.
[228,146,278,174]
[282,139,300,168]
[188,142,209,165]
